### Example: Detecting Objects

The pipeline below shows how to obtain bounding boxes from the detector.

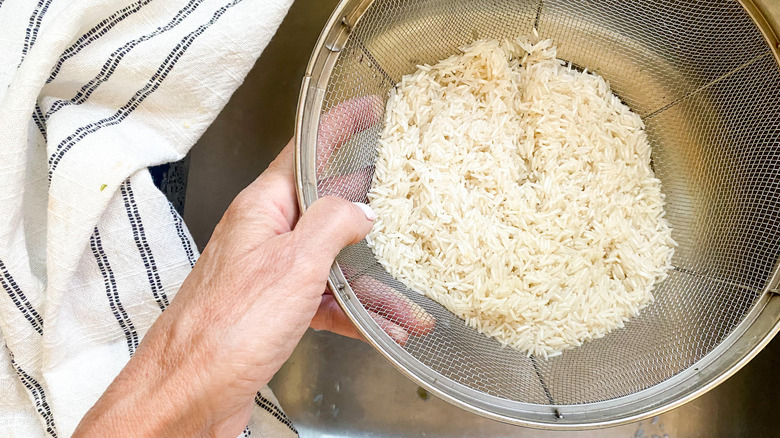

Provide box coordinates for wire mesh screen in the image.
[312,0,780,409]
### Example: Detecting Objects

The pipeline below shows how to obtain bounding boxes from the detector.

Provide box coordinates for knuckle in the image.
[225,191,255,221]
[319,196,355,221]
[289,234,328,278]
[318,196,366,246]
[258,172,288,191]
[296,249,328,283]
[225,174,292,223]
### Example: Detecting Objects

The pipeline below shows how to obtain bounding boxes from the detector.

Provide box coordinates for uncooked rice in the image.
[366,38,676,358]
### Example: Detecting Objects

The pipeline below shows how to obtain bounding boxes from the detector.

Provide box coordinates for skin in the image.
[73,97,433,437]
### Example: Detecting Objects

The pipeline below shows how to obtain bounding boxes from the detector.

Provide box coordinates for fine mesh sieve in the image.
[294,0,780,428]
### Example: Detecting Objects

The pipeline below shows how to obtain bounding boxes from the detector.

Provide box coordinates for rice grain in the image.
[366,38,676,358]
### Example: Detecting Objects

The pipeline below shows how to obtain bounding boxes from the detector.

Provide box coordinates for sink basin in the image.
[183,1,780,436]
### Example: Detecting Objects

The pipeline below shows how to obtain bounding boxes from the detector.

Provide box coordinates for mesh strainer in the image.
[294,0,780,428]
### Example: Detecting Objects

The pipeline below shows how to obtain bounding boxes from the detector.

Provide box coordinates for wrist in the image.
[74,313,220,437]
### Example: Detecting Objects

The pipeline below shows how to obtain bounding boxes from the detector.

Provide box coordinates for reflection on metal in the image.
[741,0,780,62]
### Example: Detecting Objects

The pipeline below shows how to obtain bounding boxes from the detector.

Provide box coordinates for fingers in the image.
[231,94,381,236]
[369,312,409,346]
[350,275,436,337]
[317,95,383,175]
[318,166,374,202]
[310,294,363,341]
[310,294,411,345]
[292,196,375,262]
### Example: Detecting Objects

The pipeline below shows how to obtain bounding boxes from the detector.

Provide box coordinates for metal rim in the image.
[294,0,780,429]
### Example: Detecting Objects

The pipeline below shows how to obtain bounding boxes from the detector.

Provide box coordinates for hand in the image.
[73,96,433,437]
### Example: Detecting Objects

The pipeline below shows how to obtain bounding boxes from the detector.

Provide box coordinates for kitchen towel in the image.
[0,0,297,436]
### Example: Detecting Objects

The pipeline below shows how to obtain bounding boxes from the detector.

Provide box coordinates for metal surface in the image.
[295,0,780,429]
[184,0,780,436]
[271,329,780,438]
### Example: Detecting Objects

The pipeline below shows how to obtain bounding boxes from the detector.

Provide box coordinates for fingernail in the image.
[353,202,376,221]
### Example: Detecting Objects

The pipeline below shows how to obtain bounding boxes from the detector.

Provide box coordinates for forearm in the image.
[73,313,215,437]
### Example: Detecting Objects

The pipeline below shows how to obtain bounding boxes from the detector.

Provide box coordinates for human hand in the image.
[74,96,434,437]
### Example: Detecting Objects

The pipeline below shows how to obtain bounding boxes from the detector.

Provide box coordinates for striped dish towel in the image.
[0,0,298,436]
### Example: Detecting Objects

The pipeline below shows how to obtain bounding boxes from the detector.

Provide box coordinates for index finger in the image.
[237,95,383,225]
[317,95,383,176]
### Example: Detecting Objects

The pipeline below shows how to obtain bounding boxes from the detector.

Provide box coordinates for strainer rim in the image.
[293,0,780,429]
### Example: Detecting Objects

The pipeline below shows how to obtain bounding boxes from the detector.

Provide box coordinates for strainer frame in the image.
[294,0,780,429]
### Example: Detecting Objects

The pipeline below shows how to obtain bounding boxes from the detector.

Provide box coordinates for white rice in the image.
[366,38,676,358]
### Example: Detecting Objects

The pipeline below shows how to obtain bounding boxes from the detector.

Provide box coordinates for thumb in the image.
[292,196,375,263]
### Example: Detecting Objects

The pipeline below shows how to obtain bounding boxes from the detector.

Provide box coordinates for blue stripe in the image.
[47,0,156,83]
[47,0,244,179]
[90,228,139,355]
[169,202,197,268]
[33,104,47,141]
[20,0,54,64]
[0,259,43,335]
[121,180,169,311]
[7,348,57,437]
[255,393,297,434]
[45,0,205,118]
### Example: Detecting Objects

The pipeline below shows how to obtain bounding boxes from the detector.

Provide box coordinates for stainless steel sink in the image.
[183,1,780,436]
